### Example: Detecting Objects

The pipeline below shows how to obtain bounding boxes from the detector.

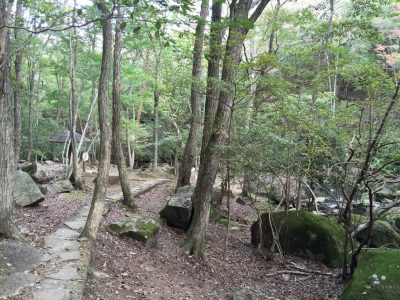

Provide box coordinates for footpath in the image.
[1,178,167,300]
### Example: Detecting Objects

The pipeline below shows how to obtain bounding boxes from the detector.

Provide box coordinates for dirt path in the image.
[84,183,344,300]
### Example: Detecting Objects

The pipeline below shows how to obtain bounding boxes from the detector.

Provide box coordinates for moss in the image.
[342,249,400,300]
[381,212,400,234]
[252,211,345,267]
[357,220,400,248]
[137,219,159,238]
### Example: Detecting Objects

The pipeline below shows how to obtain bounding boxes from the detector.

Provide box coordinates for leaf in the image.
[77,9,82,16]
[120,21,127,31]
[239,19,255,30]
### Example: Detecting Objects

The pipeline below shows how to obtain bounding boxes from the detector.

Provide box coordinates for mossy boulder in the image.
[356,220,400,248]
[159,185,194,229]
[342,249,400,300]
[251,211,345,267]
[107,215,160,247]
[381,212,400,234]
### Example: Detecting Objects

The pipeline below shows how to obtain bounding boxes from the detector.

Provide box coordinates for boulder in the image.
[342,249,400,300]
[159,185,194,229]
[30,162,55,184]
[251,211,345,267]
[12,170,45,207]
[356,220,400,248]
[107,215,160,247]
[40,180,73,195]
[375,187,397,201]
[381,213,400,234]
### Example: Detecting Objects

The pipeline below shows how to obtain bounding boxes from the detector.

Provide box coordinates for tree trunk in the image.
[112,16,135,209]
[27,63,35,162]
[0,0,21,239]
[200,0,223,164]
[176,0,209,189]
[68,7,82,189]
[80,3,112,241]
[13,0,23,163]
[182,0,270,258]
[153,48,161,170]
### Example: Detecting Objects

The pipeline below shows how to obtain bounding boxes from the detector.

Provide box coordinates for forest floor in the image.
[10,167,345,300]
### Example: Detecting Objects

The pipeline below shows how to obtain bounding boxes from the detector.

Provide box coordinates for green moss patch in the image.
[251,211,345,267]
[342,249,400,300]
[107,215,160,247]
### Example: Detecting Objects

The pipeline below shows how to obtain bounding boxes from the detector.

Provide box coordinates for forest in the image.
[0,0,400,299]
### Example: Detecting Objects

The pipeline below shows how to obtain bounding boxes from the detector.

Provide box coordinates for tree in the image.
[182,0,271,258]
[176,0,209,188]
[13,0,23,163]
[200,0,223,164]
[0,0,21,239]
[112,12,135,209]
[80,3,113,240]
[68,1,83,189]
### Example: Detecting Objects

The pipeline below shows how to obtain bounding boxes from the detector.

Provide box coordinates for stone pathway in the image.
[28,178,169,300]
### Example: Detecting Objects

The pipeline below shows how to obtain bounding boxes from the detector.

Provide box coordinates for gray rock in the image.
[375,187,397,201]
[64,220,86,231]
[0,240,43,297]
[43,236,80,252]
[0,272,36,297]
[31,162,55,184]
[0,239,43,276]
[52,228,80,240]
[356,220,400,248]
[57,251,81,262]
[107,215,160,247]
[13,170,45,207]
[33,288,71,300]
[46,266,80,281]
[40,180,73,195]
[159,185,194,229]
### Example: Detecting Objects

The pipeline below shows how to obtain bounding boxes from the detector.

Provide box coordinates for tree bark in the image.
[176,0,209,189]
[68,4,82,189]
[112,15,135,209]
[0,0,21,239]
[13,0,22,163]
[27,61,35,162]
[182,0,270,258]
[80,3,112,240]
[200,0,223,164]
[153,48,161,169]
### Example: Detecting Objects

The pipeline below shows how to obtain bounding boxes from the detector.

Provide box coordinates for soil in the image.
[83,182,345,300]
[8,167,345,299]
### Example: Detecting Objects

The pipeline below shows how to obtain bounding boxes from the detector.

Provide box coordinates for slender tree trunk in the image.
[177,0,210,188]
[13,0,22,163]
[80,4,112,240]
[200,0,223,164]
[153,48,161,169]
[27,63,35,162]
[112,15,135,208]
[0,0,21,239]
[68,6,82,189]
[182,0,270,258]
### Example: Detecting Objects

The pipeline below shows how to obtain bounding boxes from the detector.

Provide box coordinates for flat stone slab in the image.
[44,237,80,252]
[58,251,81,262]
[46,266,80,281]
[34,288,71,300]
[52,228,80,240]
[0,272,36,297]
[0,239,43,275]
[64,220,86,231]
